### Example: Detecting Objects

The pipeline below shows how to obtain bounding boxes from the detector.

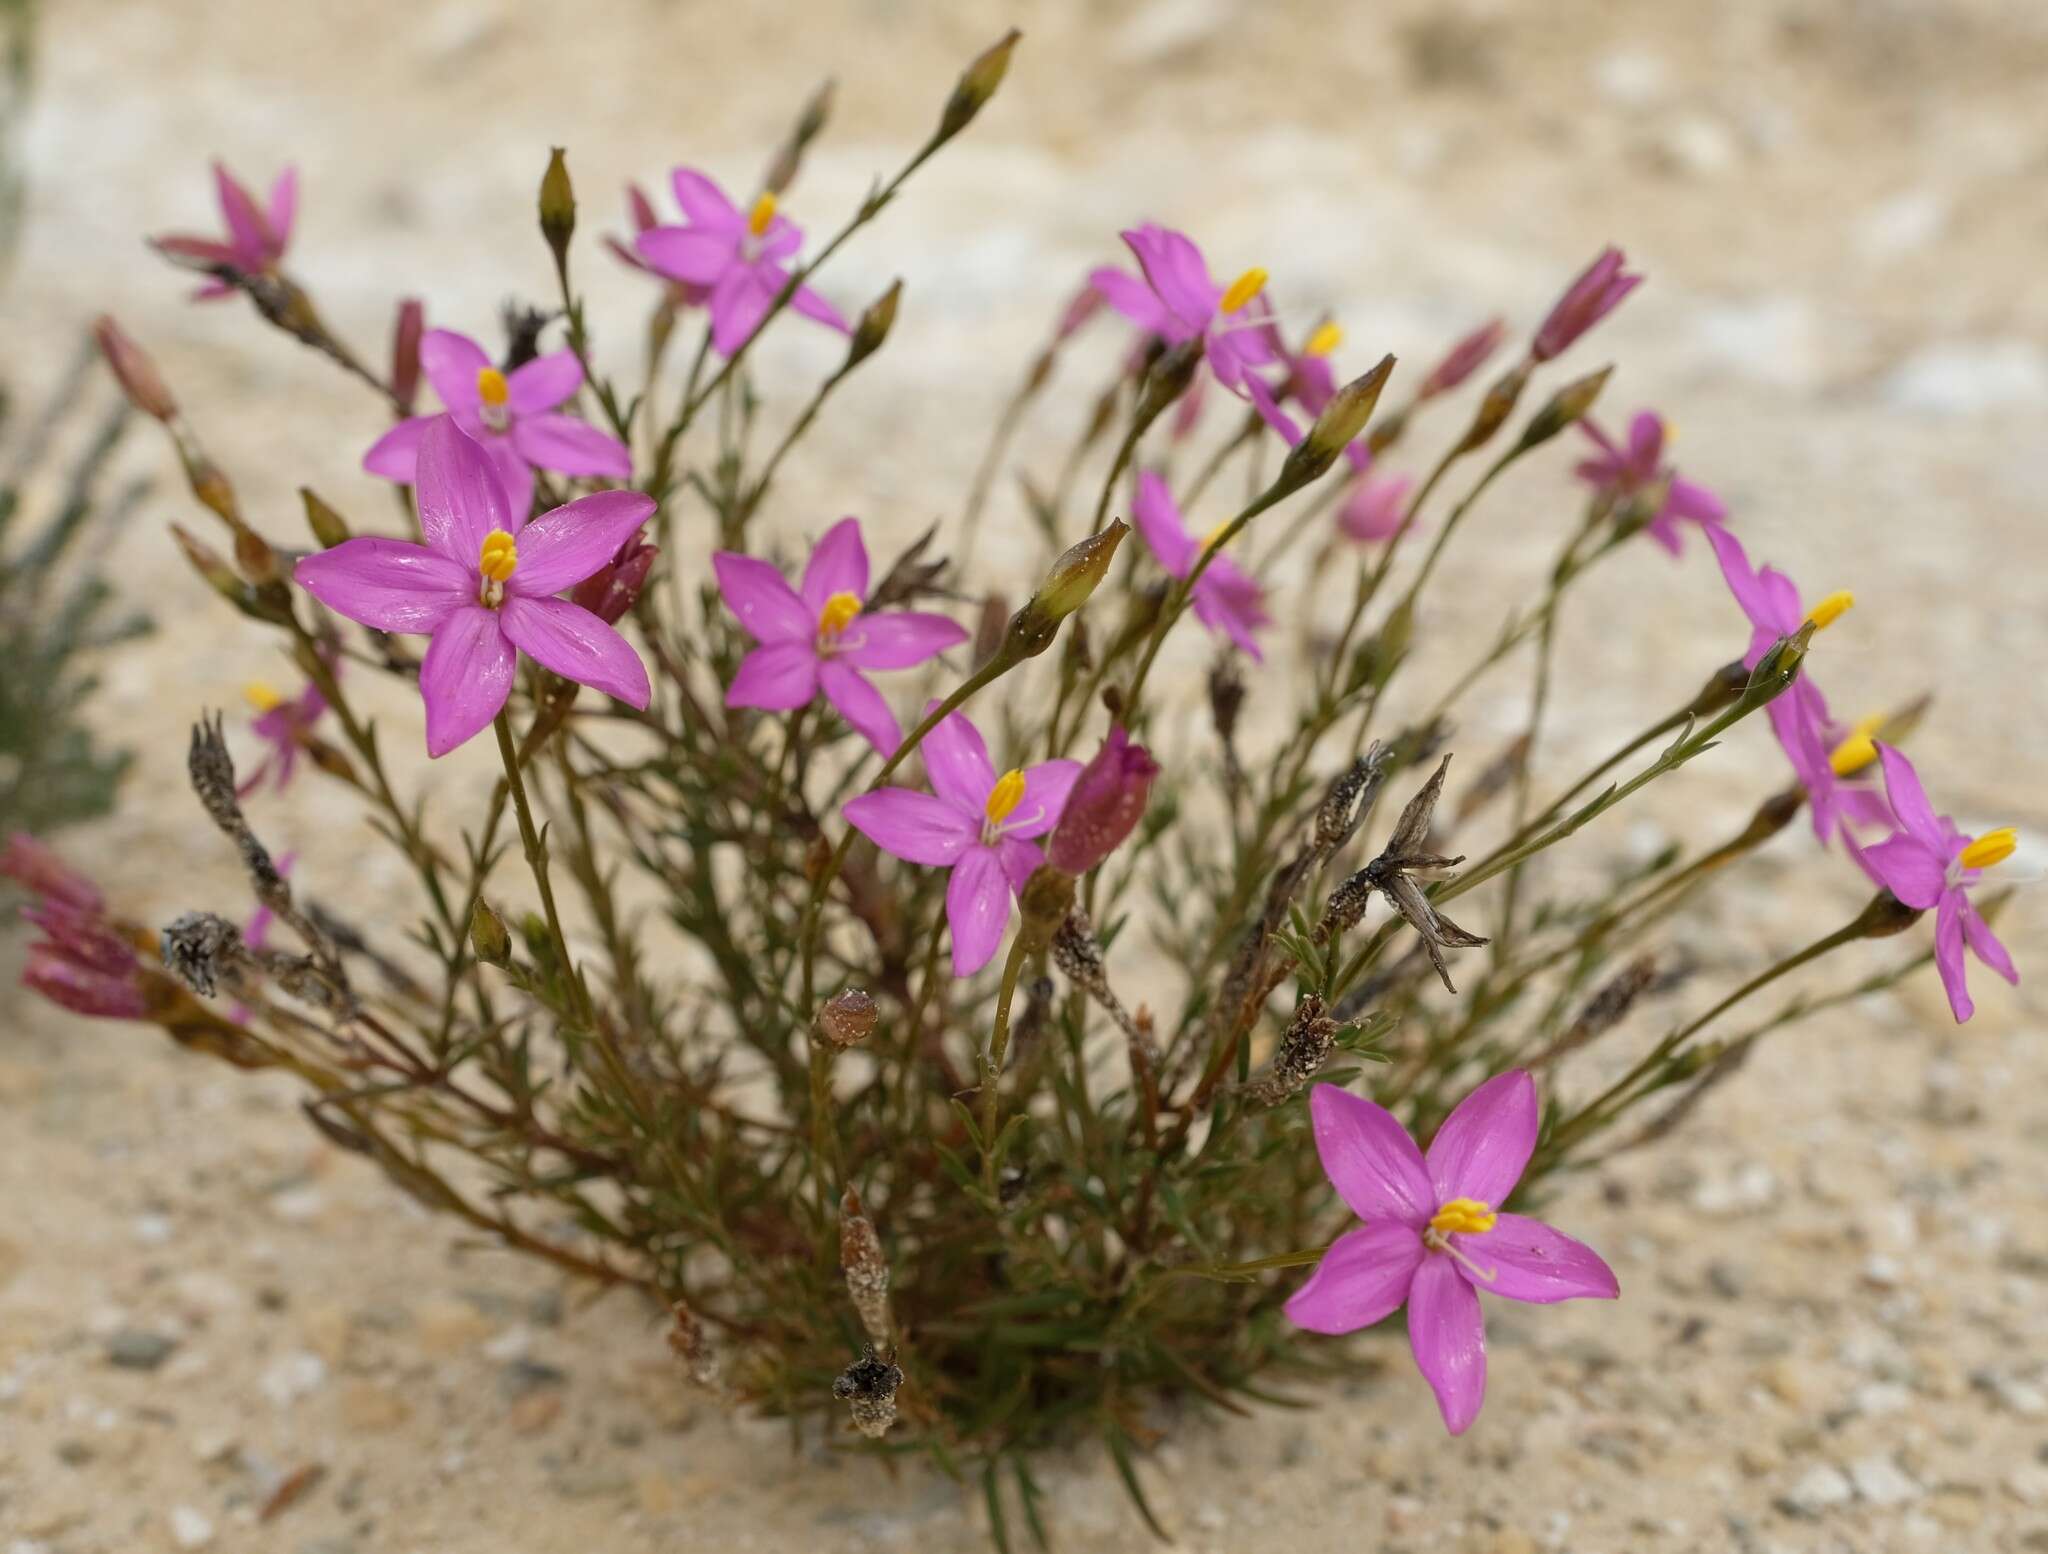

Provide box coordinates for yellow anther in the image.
[1828,714,1884,777]
[817,590,862,637]
[1428,1197,1498,1236]
[747,192,777,238]
[478,529,519,583]
[1202,522,1232,553]
[1806,590,1854,631]
[1217,266,1268,316]
[1959,827,2017,872]
[475,367,510,407]
[1304,321,1343,358]
[242,681,284,714]
[984,768,1027,825]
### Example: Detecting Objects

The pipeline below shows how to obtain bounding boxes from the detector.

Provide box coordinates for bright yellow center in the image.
[1217,266,1268,316]
[1428,1198,1498,1236]
[984,768,1027,825]
[242,681,284,713]
[478,529,519,583]
[1828,714,1884,777]
[1304,321,1343,358]
[1806,590,1854,631]
[476,367,510,407]
[747,193,777,238]
[817,590,862,637]
[1201,522,1231,553]
[1959,827,2017,871]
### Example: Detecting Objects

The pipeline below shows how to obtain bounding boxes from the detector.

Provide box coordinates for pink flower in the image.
[1045,726,1159,876]
[236,677,330,796]
[4,835,144,1020]
[1532,246,1641,363]
[1419,317,1508,398]
[714,518,968,757]
[634,169,850,357]
[1129,472,1272,661]
[842,710,1081,976]
[1337,472,1415,545]
[1863,745,2019,1023]
[1574,411,1726,556]
[1286,1072,1618,1435]
[362,329,632,521]
[1089,224,1279,395]
[155,161,297,301]
[2,832,104,913]
[1243,321,1372,474]
[606,182,711,308]
[297,419,653,758]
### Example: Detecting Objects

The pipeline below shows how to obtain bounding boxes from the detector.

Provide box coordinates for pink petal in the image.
[1935,895,1973,1022]
[799,517,869,613]
[919,709,998,815]
[1706,524,1778,637]
[709,266,775,356]
[1862,834,1947,911]
[362,414,433,482]
[1463,1213,1618,1305]
[669,168,739,226]
[842,788,975,868]
[512,413,633,479]
[790,283,850,333]
[1130,471,1199,578]
[1284,1221,1425,1335]
[713,551,812,643]
[294,537,469,633]
[637,226,736,286]
[1406,1254,1487,1435]
[837,611,968,671]
[758,220,803,262]
[819,661,900,755]
[1426,1070,1538,1208]
[506,349,584,415]
[479,430,536,521]
[1962,900,2018,986]
[498,595,649,708]
[420,606,516,757]
[945,845,1012,977]
[416,418,520,562]
[266,167,298,252]
[1875,743,1945,852]
[156,234,241,267]
[1245,374,1304,446]
[419,329,490,415]
[996,836,1046,894]
[1307,1084,1434,1229]
[1121,224,1218,331]
[212,162,270,262]
[726,640,820,710]
[1190,562,1271,662]
[510,489,656,597]
[1003,759,1083,841]
[1087,265,1172,337]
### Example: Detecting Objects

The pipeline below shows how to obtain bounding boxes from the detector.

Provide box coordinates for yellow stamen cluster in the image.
[984,768,1027,825]
[1959,827,2017,872]
[1828,714,1885,777]
[1806,590,1854,631]
[1217,266,1268,316]
[1428,1198,1498,1236]
[747,193,777,239]
[476,367,510,407]
[242,681,284,714]
[478,530,519,584]
[1304,321,1343,358]
[817,590,862,637]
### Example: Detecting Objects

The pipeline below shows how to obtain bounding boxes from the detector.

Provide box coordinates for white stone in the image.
[168,1506,215,1550]
[1782,1464,1854,1514]
[1884,341,2048,416]
[1593,48,1668,109]
[1848,1455,1921,1507]
[258,1350,326,1408]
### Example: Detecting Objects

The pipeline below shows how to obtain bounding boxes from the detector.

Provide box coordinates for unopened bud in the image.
[1046,726,1159,876]
[1133,338,1202,427]
[765,77,835,194]
[538,148,576,269]
[844,278,901,369]
[1850,890,1925,941]
[300,487,352,549]
[1455,359,1531,455]
[569,540,657,624]
[1280,354,1395,488]
[390,298,425,412]
[1515,365,1612,452]
[1686,658,1751,717]
[1746,623,1813,700]
[182,450,241,527]
[171,523,244,604]
[1419,317,1508,399]
[470,899,512,967]
[1025,518,1126,629]
[232,525,280,587]
[938,27,1020,141]
[816,987,878,1048]
[92,315,176,420]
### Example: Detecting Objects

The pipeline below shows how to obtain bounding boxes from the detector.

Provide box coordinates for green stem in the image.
[977,933,1032,1196]
[493,709,589,1025]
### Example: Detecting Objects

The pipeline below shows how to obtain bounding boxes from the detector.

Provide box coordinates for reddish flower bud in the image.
[1419,316,1507,399]
[1532,246,1641,363]
[2,833,104,912]
[1046,726,1159,876]
[569,540,657,625]
[92,315,177,421]
[23,949,147,1019]
[390,298,425,411]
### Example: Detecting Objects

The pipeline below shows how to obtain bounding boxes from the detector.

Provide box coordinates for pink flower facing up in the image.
[297,419,653,758]
[236,676,330,796]
[1337,471,1415,546]
[1864,745,2019,1023]
[714,518,967,757]
[635,170,850,357]
[1286,1072,1619,1435]
[607,182,711,309]
[842,711,1082,976]
[1531,246,1641,363]
[1575,410,1726,556]
[362,329,631,521]
[155,161,297,301]
[1129,471,1272,661]
[1089,224,1279,395]
[3,834,145,1020]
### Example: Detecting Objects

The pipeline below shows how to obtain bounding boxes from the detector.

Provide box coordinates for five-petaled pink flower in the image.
[1089,224,1279,395]
[1286,1072,1619,1436]
[1532,246,1641,363]
[715,518,967,757]
[155,161,297,302]
[1337,471,1415,545]
[607,182,712,309]
[363,328,632,522]
[635,170,850,357]
[298,419,653,758]
[1130,471,1272,660]
[1863,744,2019,1023]
[842,710,1081,976]
[1575,410,1726,556]
[237,676,330,797]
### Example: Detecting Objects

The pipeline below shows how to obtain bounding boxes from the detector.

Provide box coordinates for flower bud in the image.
[538,147,576,270]
[1454,359,1531,455]
[1026,518,1126,628]
[1046,725,1159,876]
[1,833,105,912]
[300,487,352,549]
[569,540,657,624]
[92,315,176,421]
[765,76,835,194]
[1850,890,1925,941]
[816,987,879,1048]
[1514,365,1612,452]
[937,28,1020,141]
[171,523,246,605]
[1685,658,1751,717]
[390,298,425,412]
[1133,338,1202,427]
[469,899,512,967]
[844,278,901,369]
[1532,246,1641,363]
[1419,317,1508,399]
[1279,354,1395,488]
[232,525,281,587]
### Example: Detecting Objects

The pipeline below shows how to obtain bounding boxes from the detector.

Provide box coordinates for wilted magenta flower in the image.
[1863,745,2019,1023]
[1575,411,1726,556]
[4,835,144,1020]
[155,161,297,301]
[1419,317,1508,398]
[1531,246,1641,363]
[1129,471,1272,660]
[1045,726,1159,875]
[1089,224,1278,394]
[842,710,1081,975]
[635,170,850,356]
[236,676,330,797]
[362,329,631,521]
[390,298,425,412]
[1286,1072,1618,1435]
[714,518,967,756]
[298,419,653,757]
[1337,471,1415,545]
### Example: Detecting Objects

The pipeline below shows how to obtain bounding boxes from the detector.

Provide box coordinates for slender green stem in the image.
[977,933,1032,1195]
[493,709,589,1025]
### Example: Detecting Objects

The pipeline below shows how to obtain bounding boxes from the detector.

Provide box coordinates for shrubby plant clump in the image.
[10,29,2019,1544]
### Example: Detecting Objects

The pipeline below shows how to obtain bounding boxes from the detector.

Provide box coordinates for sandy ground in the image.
[3,0,2047,1550]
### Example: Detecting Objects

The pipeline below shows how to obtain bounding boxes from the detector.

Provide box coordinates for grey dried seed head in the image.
[159,911,245,998]
[838,1188,893,1348]
[1314,744,1390,855]
[1382,874,1488,995]
[186,716,243,834]
[833,1350,904,1439]
[1253,993,1340,1104]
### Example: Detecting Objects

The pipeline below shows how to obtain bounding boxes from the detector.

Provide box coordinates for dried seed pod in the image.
[838,1188,893,1348]
[832,1349,904,1439]
[159,911,244,999]
[1252,994,1340,1104]
[665,1300,723,1393]
[817,987,879,1048]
